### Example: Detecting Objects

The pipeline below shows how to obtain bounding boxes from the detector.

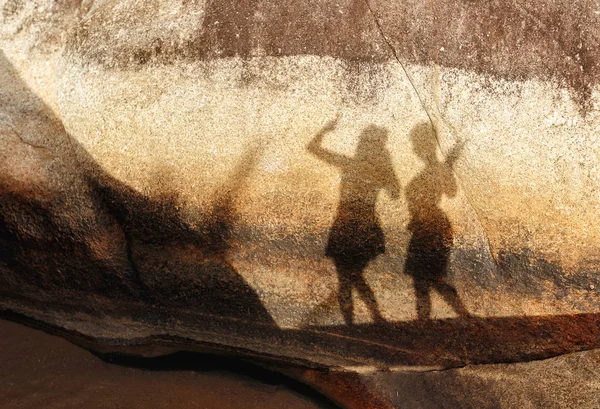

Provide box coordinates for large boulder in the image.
[2,0,600,407]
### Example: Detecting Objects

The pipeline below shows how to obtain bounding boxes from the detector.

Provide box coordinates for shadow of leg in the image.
[435,280,470,318]
[353,273,385,323]
[414,278,431,320]
[337,269,354,325]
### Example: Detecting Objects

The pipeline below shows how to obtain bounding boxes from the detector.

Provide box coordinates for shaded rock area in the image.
[0,47,275,345]
[4,314,600,409]
[68,0,600,111]
[0,318,337,409]
[2,0,600,407]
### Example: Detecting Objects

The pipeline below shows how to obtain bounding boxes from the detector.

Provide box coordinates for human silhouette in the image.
[308,117,400,325]
[404,122,470,320]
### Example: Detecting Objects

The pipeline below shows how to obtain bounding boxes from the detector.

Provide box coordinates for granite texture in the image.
[1,0,600,407]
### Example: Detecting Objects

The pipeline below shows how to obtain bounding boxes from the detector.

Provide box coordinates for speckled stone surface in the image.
[1,1,600,407]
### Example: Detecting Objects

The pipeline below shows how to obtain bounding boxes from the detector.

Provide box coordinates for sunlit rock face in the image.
[2,0,600,389]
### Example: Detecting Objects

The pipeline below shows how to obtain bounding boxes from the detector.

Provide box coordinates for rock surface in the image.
[0,318,335,409]
[1,0,600,407]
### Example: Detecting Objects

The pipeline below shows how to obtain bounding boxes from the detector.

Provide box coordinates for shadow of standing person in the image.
[308,117,400,325]
[404,122,470,320]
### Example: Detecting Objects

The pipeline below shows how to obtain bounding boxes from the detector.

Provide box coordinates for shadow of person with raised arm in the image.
[308,117,400,325]
[404,122,470,320]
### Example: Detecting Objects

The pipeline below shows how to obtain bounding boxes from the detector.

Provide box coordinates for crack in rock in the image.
[362,0,500,266]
